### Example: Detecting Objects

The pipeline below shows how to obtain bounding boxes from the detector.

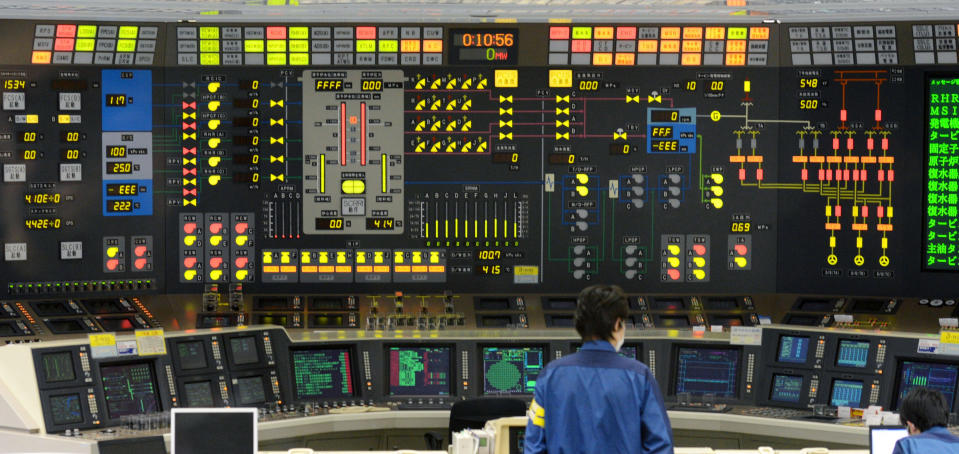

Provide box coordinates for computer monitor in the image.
[41,351,77,383]
[869,426,908,454]
[835,339,870,369]
[672,346,741,398]
[290,346,357,400]
[572,342,641,360]
[99,361,161,420]
[228,336,260,366]
[98,436,166,454]
[830,378,864,408]
[171,408,256,454]
[776,335,810,364]
[175,340,209,371]
[48,392,84,425]
[233,375,268,406]
[894,360,959,411]
[386,345,452,396]
[182,380,216,408]
[481,345,546,395]
[769,374,804,404]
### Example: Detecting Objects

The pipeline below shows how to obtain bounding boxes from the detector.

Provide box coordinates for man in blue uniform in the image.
[524,285,673,454]
[893,388,959,454]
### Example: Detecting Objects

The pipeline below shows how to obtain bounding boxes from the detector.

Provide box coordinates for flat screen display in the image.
[291,348,355,399]
[183,380,215,408]
[387,346,452,396]
[777,335,810,364]
[836,339,870,368]
[100,362,160,419]
[41,351,76,383]
[177,341,208,371]
[895,360,959,411]
[830,378,864,408]
[234,376,266,405]
[673,347,740,398]
[49,393,83,425]
[770,374,803,403]
[481,346,545,395]
[229,336,259,366]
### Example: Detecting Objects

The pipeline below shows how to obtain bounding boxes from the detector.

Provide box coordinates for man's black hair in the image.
[574,285,629,342]
[899,387,950,432]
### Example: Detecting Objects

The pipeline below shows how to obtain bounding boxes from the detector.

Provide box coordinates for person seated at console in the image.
[524,284,673,454]
[894,388,959,454]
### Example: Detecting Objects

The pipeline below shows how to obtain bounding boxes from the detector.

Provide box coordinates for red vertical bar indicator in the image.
[340,102,347,166]
[360,102,367,166]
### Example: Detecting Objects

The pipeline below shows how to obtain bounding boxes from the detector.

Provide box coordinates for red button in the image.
[667,269,681,281]
[56,24,77,38]
[549,27,570,40]
[209,223,222,234]
[183,257,198,268]
[734,245,748,256]
[54,38,75,51]
[356,26,376,40]
[266,26,286,40]
[183,222,197,234]
[234,222,249,234]
[106,259,119,271]
[209,257,223,268]
[134,258,147,270]
[616,27,637,40]
[235,257,249,268]
[693,244,706,256]
[134,246,147,257]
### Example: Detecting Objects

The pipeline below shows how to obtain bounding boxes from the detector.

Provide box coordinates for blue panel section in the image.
[647,107,696,154]
[103,180,153,217]
[102,70,152,132]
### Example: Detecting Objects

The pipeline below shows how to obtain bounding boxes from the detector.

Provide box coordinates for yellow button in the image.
[208,138,220,148]
[184,270,197,280]
[693,269,706,280]
[667,245,681,255]
[207,82,220,93]
[209,235,222,246]
[412,251,423,264]
[711,173,724,184]
[394,251,404,264]
[208,119,220,130]
[693,257,706,267]
[280,251,291,264]
[301,251,312,264]
[668,257,681,268]
[209,270,223,281]
[494,69,518,88]
[235,235,248,246]
[575,186,589,197]
[208,175,221,186]
[430,251,440,264]
[356,252,366,264]
[374,251,384,264]
[336,251,347,264]
[183,236,196,246]
[208,156,221,167]
[711,186,724,197]
[342,180,366,194]
[262,251,273,264]
[735,257,748,268]
[107,247,119,258]
[711,198,724,209]
[319,252,329,264]
[575,173,589,184]
[235,270,248,280]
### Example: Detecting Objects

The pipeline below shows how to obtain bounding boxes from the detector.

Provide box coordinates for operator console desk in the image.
[1,324,957,453]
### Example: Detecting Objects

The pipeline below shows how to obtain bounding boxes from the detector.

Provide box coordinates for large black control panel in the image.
[0,19,956,305]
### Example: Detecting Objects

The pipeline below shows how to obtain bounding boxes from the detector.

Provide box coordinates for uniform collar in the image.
[924,426,950,435]
[581,339,617,351]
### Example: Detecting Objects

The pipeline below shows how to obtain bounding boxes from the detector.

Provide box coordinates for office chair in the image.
[425,397,527,449]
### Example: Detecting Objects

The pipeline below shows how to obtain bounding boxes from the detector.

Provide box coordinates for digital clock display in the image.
[24,218,61,230]
[366,218,395,230]
[3,79,26,90]
[107,200,134,212]
[315,218,344,230]
[449,29,518,65]
[650,140,680,152]
[106,94,127,106]
[107,162,133,174]
[106,184,139,196]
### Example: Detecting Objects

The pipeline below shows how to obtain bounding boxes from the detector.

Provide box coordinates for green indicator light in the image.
[118,26,139,39]
[116,39,137,52]
[289,53,309,65]
[77,25,97,38]
[356,40,376,52]
[199,26,219,40]
[572,27,592,39]
[245,39,264,53]
[379,40,398,52]
[289,39,309,53]
[266,40,286,52]
[199,40,220,53]
[75,39,95,52]
[728,27,748,40]
[267,53,286,65]
[200,53,220,65]
[289,26,309,39]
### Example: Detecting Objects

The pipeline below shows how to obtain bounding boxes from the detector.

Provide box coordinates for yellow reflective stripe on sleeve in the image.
[531,415,545,427]
[530,398,545,417]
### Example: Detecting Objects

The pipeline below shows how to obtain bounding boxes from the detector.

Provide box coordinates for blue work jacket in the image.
[524,340,674,454]
[893,426,959,454]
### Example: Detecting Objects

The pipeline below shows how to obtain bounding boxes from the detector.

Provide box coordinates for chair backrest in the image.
[448,397,528,442]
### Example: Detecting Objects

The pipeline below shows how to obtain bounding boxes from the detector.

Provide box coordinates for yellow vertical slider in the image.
[320,154,325,193]
[381,153,387,193]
